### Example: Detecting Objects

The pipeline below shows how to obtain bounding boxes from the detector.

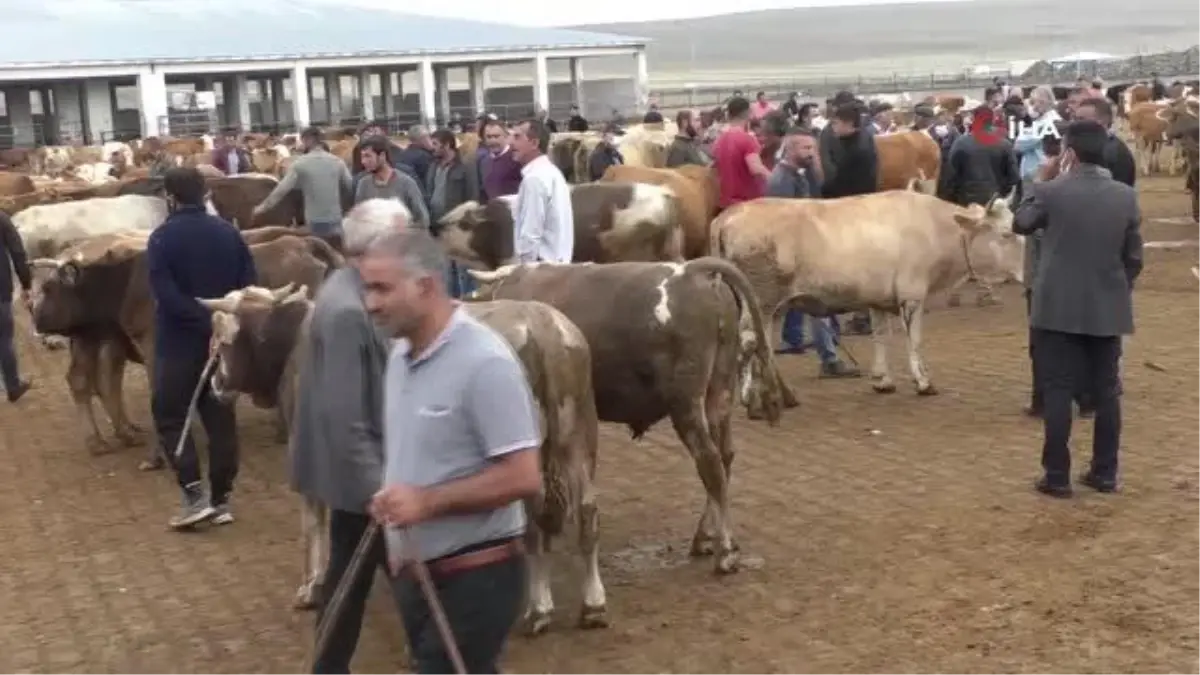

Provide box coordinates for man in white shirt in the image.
[509,119,574,264]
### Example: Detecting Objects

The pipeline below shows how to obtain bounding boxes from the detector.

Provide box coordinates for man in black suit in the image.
[1074,97,1137,188]
[1014,120,1143,498]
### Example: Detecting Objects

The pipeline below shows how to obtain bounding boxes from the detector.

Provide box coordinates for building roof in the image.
[1,0,646,68]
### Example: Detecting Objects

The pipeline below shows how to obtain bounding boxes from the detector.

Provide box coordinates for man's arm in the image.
[938,138,964,202]
[422,355,542,518]
[254,160,301,214]
[1012,182,1049,235]
[0,212,31,293]
[399,173,431,231]
[741,134,772,180]
[325,306,389,499]
[1112,141,1137,188]
[818,126,838,187]
[514,179,547,263]
[146,232,210,324]
[234,234,257,289]
[1122,192,1144,288]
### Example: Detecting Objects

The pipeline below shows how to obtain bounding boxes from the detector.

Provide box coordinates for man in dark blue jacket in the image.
[147,168,257,530]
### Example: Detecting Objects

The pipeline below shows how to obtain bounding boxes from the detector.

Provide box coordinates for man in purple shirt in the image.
[478,119,523,201]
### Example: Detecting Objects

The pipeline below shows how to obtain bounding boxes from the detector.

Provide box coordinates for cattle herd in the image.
[0,74,1196,637]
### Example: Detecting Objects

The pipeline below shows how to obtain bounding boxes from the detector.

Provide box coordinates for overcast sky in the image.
[337,0,972,26]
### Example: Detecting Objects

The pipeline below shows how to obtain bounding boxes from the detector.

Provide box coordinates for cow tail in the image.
[683,256,780,420]
[524,326,570,537]
[304,236,346,276]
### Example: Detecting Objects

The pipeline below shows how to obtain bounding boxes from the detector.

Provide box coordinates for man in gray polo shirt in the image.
[360,226,541,674]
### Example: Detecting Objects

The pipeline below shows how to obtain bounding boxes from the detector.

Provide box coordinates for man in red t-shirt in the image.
[712,96,774,211]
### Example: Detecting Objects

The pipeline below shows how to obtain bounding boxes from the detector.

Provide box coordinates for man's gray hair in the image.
[343,198,412,256]
[363,227,450,284]
[407,124,429,140]
[1031,85,1055,104]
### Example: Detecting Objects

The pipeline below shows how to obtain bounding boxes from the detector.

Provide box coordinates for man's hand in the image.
[19,290,32,313]
[1036,159,1061,182]
[370,483,432,527]
[250,204,264,217]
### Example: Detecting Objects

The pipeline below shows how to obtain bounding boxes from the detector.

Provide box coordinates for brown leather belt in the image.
[399,538,524,580]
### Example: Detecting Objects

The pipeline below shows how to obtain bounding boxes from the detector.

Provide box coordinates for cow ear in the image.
[954,204,987,231]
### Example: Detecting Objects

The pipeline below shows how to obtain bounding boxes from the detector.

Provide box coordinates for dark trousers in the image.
[390,554,526,674]
[0,301,22,392]
[151,352,239,501]
[1027,292,1093,412]
[313,510,386,674]
[1033,328,1123,483]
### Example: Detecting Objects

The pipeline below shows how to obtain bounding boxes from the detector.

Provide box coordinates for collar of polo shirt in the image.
[399,304,467,366]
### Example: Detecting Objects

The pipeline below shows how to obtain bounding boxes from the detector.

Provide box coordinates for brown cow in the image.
[29,233,341,466]
[875,130,941,192]
[1128,101,1173,176]
[208,174,305,229]
[1160,96,1200,221]
[469,258,783,574]
[600,164,718,259]
[438,182,683,270]
[0,171,35,197]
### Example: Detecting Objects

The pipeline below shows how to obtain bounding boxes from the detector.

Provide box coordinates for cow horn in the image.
[984,194,999,212]
[282,285,308,303]
[467,268,510,283]
[30,258,62,270]
[198,291,243,314]
[269,282,297,301]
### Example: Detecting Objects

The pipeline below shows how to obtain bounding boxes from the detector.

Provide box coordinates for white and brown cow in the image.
[469,257,784,574]
[711,190,1019,400]
[438,182,683,270]
[198,286,608,632]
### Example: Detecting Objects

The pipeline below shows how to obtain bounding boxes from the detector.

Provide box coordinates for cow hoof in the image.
[975,295,999,308]
[745,406,765,421]
[115,428,144,447]
[85,436,115,456]
[689,537,716,557]
[41,336,69,350]
[293,583,321,611]
[524,610,553,636]
[916,384,939,396]
[138,455,165,472]
[578,605,609,630]
[871,380,897,394]
[714,550,741,575]
[946,294,962,308]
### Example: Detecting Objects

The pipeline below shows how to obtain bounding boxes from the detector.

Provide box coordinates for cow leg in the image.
[899,300,936,395]
[868,310,897,393]
[96,341,142,447]
[66,340,113,454]
[576,481,608,629]
[521,500,555,635]
[671,405,738,574]
[294,496,329,610]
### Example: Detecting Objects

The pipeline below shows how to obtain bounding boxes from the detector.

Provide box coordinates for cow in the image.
[207,174,305,229]
[12,194,183,258]
[468,258,784,574]
[0,171,35,197]
[1128,101,1175,176]
[1159,96,1200,222]
[599,164,718,259]
[438,182,683,270]
[198,286,608,633]
[710,190,1018,399]
[875,130,941,192]
[30,233,342,466]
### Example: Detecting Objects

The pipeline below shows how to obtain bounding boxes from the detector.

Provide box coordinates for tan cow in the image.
[438,182,683,269]
[876,130,941,192]
[1128,101,1174,176]
[0,171,35,197]
[469,258,784,574]
[600,164,718,259]
[710,190,1018,399]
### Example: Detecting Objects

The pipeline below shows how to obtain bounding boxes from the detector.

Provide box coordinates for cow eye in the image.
[60,263,80,286]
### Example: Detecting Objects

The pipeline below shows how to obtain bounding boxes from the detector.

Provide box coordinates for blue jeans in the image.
[781,310,840,364]
[0,301,21,391]
[446,261,476,299]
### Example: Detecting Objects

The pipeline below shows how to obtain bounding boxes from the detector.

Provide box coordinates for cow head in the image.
[1156,97,1200,141]
[955,193,1015,238]
[437,197,518,271]
[465,263,528,300]
[198,283,311,406]
[904,169,937,195]
[32,239,144,337]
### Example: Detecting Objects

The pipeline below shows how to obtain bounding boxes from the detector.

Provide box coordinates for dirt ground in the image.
[0,177,1196,674]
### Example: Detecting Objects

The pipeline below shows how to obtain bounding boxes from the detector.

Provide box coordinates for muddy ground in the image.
[0,177,1195,673]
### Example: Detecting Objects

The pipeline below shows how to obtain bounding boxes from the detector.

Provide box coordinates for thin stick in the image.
[173,354,218,460]
[402,530,468,675]
[308,521,382,671]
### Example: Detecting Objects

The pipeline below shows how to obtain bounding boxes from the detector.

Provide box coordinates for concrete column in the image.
[358,68,375,121]
[468,63,487,114]
[417,58,436,128]
[291,64,311,129]
[52,81,84,143]
[328,74,343,119]
[381,70,396,118]
[634,49,650,113]
[138,68,170,137]
[435,66,451,124]
[532,52,550,115]
[83,79,114,143]
[230,74,251,130]
[4,86,35,146]
[270,77,286,125]
[569,57,585,116]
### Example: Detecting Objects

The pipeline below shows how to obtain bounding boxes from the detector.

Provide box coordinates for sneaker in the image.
[6,380,32,403]
[211,502,235,526]
[169,483,215,530]
[819,360,861,379]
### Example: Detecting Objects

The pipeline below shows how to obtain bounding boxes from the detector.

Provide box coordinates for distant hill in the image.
[561,0,1199,82]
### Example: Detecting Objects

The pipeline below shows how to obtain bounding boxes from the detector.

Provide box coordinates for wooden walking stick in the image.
[305,523,467,675]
